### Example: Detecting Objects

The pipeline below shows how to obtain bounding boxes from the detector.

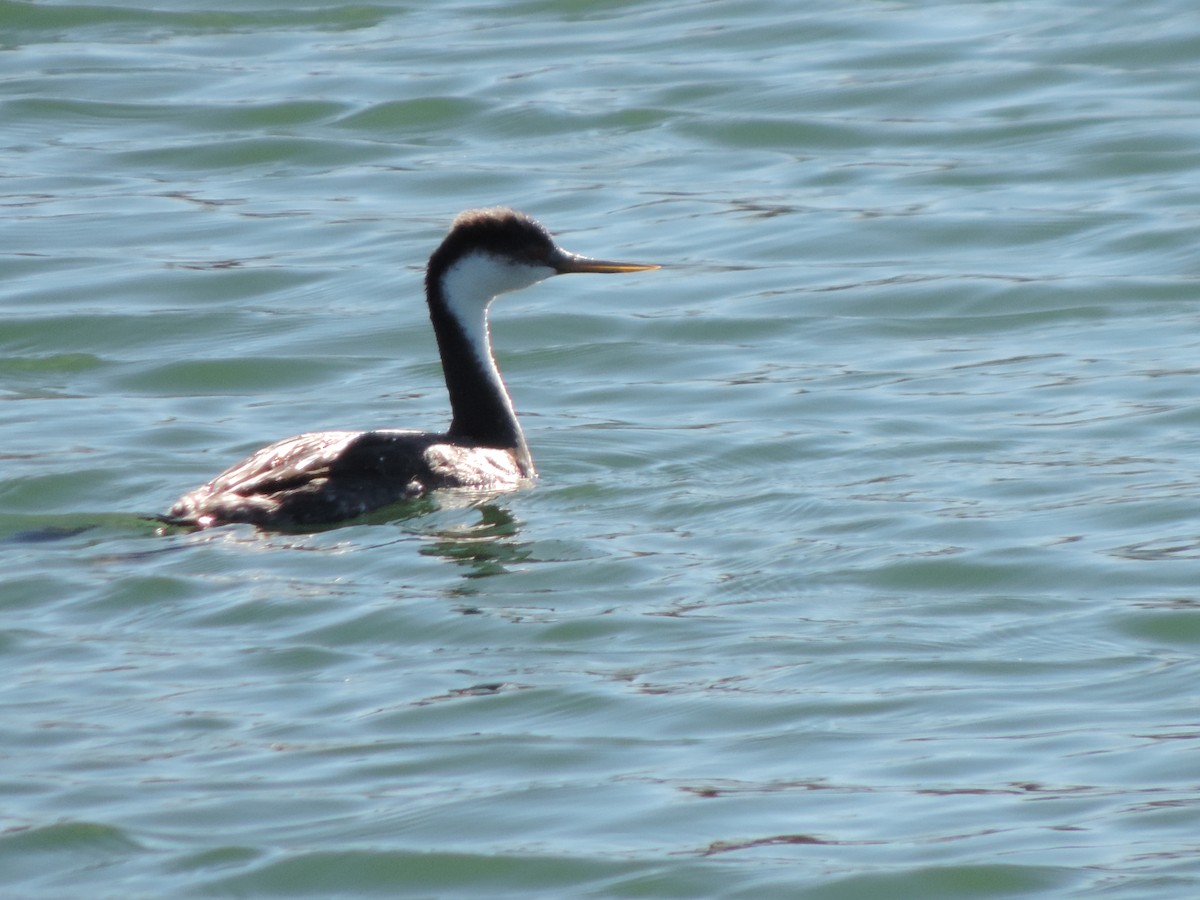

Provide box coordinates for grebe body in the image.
[164,207,657,529]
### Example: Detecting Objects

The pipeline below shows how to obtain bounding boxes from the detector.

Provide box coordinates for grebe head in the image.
[426,207,658,310]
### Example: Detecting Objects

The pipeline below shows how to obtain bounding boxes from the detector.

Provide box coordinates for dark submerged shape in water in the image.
[163,207,658,529]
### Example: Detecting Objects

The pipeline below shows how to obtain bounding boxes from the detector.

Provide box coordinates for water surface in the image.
[3,1,1200,896]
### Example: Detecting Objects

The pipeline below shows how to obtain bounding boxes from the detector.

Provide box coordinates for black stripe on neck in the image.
[426,283,531,473]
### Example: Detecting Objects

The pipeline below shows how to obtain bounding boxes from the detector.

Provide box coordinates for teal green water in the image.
[3,0,1200,896]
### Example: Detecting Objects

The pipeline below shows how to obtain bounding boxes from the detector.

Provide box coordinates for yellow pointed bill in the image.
[554,252,660,275]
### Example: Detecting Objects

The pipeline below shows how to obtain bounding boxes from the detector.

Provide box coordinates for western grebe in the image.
[163,207,658,529]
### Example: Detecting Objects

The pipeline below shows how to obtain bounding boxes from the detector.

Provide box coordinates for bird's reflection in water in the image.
[419,502,530,579]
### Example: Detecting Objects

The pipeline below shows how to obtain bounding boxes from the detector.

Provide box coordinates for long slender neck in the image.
[427,273,533,476]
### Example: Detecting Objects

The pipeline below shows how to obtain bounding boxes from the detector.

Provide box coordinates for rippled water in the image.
[4,0,1200,896]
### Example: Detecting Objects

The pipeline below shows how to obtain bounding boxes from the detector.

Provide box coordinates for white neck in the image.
[439,253,555,382]
[432,254,555,466]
